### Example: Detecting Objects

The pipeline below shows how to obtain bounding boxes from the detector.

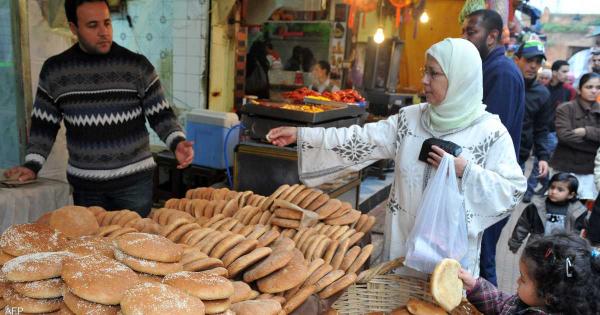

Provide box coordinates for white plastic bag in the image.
[404,154,468,273]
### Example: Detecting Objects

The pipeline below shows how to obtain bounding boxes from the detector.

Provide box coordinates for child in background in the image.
[508,173,587,253]
[460,233,600,314]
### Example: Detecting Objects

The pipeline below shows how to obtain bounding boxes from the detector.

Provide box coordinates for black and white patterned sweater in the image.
[24,43,185,190]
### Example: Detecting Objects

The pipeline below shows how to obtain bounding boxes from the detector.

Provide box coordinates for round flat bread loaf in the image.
[283,285,315,314]
[406,298,446,315]
[227,247,272,279]
[3,251,72,282]
[202,298,230,314]
[64,236,114,259]
[163,271,233,300]
[431,258,463,312]
[243,249,294,283]
[0,250,15,265]
[49,206,99,238]
[314,269,345,292]
[114,249,183,276]
[230,300,282,315]
[269,237,295,252]
[120,282,205,315]
[221,239,258,268]
[12,278,64,299]
[3,286,61,313]
[114,233,183,263]
[137,273,163,284]
[230,281,253,304]
[183,258,223,272]
[305,264,333,287]
[318,273,356,299]
[62,289,120,315]
[0,224,67,257]
[256,251,308,293]
[61,254,139,305]
[315,199,341,219]
[198,267,229,278]
[307,194,330,211]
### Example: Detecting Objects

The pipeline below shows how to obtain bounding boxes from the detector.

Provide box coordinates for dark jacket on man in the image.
[551,98,600,174]
[482,47,525,157]
[519,79,552,164]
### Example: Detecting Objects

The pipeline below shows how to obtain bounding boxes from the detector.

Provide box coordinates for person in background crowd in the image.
[284,45,303,72]
[245,40,270,99]
[266,43,282,70]
[508,173,587,253]
[568,32,600,86]
[462,9,526,286]
[551,73,600,202]
[267,38,526,276]
[309,61,340,94]
[460,233,600,315]
[592,51,600,74]
[537,69,552,86]
[528,60,578,196]
[3,0,193,217]
[301,47,316,72]
[514,40,552,203]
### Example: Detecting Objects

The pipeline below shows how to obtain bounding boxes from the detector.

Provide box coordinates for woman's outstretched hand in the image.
[266,127,298,147]
[427,145,467,178]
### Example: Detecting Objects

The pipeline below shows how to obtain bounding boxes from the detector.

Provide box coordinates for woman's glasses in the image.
[420,67,445,80]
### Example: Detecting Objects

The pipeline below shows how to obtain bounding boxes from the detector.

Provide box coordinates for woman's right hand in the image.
[266,127,298,147]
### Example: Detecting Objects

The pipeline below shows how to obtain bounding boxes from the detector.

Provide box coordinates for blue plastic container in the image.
[186,109,240,169]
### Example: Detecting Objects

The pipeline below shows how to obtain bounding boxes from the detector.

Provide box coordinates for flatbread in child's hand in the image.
[430,258,463,312]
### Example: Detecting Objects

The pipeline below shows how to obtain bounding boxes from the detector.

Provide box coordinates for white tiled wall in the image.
[112,0,209,145]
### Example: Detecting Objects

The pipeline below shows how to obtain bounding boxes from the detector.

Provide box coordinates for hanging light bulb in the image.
[374,27,385,44]
[420,11,429,23]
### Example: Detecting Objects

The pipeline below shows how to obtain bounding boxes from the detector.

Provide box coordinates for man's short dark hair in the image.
[551,60,569,71]
[316,60,331,76]
[467,9,504,43]
[64,0,109,26]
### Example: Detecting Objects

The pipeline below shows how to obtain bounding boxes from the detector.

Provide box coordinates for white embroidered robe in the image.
[297,104,527,275]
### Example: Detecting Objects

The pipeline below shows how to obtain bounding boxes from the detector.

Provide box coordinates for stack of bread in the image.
[113,233,184,277]
[2,251,71,313]
[93,207,160,236]
[61,253,140,314]
[0,223,67,266]
[163,271,234,314]
[120,282,206,315]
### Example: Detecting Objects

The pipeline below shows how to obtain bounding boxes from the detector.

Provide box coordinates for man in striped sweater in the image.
[3,0,194,217]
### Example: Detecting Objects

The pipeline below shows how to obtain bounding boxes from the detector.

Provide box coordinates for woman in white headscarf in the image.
[267,38,526,275]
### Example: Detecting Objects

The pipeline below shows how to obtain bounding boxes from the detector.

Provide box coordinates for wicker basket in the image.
[331,257,481,315]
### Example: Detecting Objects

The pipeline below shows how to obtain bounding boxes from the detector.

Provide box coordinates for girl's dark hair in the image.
[64,0,109,26]
[578,72,600,90]
[548,172,579,199]
[522,233,600,315]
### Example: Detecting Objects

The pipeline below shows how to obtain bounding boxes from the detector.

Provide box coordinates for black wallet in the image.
[418,138,463,162]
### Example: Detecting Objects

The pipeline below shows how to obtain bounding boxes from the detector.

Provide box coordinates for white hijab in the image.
[426,38,487,131]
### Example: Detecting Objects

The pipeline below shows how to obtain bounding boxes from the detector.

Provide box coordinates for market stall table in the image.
[0,176,72,232]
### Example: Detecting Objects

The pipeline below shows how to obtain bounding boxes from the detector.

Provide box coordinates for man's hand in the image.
[427,145,468,178]
[537,160,549,178]
[3,167,36,182]
[266,127,298,147]
[573,127,586,137]
[175,141,194,169]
